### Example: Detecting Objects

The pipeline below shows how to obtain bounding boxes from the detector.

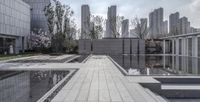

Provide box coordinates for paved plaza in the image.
[0,55,168,102]
[51,55,167,102]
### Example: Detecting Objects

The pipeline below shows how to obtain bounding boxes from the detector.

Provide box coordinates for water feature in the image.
[110,55,200,76]
[68,55,89,63]
[0,70,69,102]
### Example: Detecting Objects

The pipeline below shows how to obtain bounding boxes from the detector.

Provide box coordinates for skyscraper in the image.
[178,17,190,34]
[105,5,117,38]
[140,18,148,39]
[149,8,164,38]
[162,20,168,35]
[190,27,200,33]
[81,5,91,39]
[121,19,129,38]
[169,12,179,35]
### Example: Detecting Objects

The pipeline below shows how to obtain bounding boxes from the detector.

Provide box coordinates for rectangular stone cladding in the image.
[122,55,131,70]
[198,37,200,57]
[93,39,123,54]
[165,41,171,54]
[78,39,145,55]
[139,40,145,54]
[123,39,131,54]
[138,55,145,68]
[78,39,91,54]
[131,39,139,54]
[132,55,139,68]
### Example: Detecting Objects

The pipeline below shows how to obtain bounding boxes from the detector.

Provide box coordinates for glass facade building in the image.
[0,0,30,54]
[23,0,50,32]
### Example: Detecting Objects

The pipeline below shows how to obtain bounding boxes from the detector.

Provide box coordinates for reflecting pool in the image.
[110,55,200,76]
[0,70,69,102]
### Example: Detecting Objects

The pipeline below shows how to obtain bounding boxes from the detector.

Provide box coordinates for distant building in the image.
[169,12,199,35]
[0,0,31,54]
[23,0,50,32]
[190,27,200,33]
[130,29,137,38]
[105,5,117,38]
[81,5,91,39]
[169,12,179,35]
[105,19,109,38]
[149,8,164,38]
[121,19,129,38]
[178,17,190,34]
[162,20,168,35]
[140,18,148,39]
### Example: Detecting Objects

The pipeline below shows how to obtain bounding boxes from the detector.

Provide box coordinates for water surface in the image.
[0,70,69,102]
[110,55,200,76]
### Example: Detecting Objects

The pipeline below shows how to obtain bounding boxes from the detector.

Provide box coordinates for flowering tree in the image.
[30,29,51,51]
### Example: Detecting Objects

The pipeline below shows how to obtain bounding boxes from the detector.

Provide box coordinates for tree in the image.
[44,0,75,53]
[64,19,78,52]
[131,17,148,39]
[30,29,51,52]
[116,16,124,38]
[90,15,104,39]
[108,15,124,38]
[44,2,55,38]
[55,1,65,33]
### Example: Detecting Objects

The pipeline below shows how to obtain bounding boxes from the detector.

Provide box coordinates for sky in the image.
[60,0,200,29]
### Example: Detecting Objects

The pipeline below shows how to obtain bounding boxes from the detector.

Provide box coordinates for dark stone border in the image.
[43,69,78,102]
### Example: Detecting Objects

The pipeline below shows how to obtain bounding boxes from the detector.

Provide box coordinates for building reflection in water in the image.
[110,55,200,76]
[0,70,69,102]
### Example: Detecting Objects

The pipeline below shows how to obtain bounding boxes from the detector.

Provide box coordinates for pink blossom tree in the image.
[30,29,51,51]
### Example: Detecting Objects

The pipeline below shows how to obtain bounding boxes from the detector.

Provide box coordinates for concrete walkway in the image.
[52,55,167,102]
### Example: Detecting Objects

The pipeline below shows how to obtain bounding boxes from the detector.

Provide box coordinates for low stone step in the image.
[144,88,169,102]
[162,84,200,90]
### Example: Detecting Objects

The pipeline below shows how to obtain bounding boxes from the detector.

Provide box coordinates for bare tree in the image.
[90,15,104,39]
[44,2,55,38]
[131,17,148,39]
[44,0,74,53]
[116,16,124,38]
[109,15,124,38]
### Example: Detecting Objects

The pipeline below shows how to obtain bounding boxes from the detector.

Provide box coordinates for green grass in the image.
[0,53,36,61]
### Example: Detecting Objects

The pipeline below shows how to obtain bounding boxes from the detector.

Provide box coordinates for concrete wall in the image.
[131,39,139,54]
[93,39,123,54]
[0,0,30,37]
[78,39,91,54]
[123,39,130,54]
[0,0,30,54]
[78,38,145,55]
[139,40,145,54]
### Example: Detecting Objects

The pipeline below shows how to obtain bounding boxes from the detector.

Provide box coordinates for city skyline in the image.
[60,0,200,28]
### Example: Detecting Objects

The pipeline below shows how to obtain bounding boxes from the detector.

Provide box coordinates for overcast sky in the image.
[60,0,200,29]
